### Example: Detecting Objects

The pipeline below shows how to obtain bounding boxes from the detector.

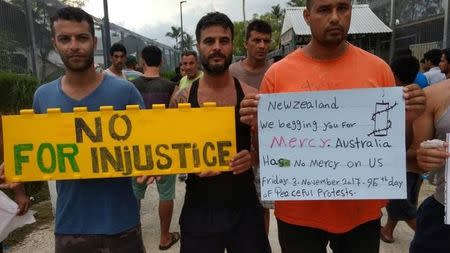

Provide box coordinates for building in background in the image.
[363,0,447,60]
[280,5,392,60]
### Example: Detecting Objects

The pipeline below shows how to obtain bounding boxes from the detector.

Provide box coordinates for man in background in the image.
[178,51,203,89]
[423,49,446,84]
[230,19,272,89]
[380,55,422,243]
[229,19,273,234]
[439,48,450,79]
[131,45,180,251]
[123,55,142,81]
[104,43,127,79]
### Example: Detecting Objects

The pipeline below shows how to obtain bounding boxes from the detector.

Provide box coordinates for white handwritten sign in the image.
[446,134,450,225]
[258,87,406,201]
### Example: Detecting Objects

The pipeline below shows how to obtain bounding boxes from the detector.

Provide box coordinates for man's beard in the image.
[61,53,94,72]
[200,52,233,75]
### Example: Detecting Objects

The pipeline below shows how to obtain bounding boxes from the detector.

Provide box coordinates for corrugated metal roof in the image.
[282,4,392,36]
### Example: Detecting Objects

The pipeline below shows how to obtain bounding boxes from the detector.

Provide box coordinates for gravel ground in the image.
[6,180,436,253]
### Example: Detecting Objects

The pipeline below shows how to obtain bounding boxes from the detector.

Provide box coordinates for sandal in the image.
[159,232,180,250]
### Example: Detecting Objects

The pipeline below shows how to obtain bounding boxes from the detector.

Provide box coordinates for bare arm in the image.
[169,87,190,108]
[407,87,437,173]
[169,85,180,106]
[239,84,260,166]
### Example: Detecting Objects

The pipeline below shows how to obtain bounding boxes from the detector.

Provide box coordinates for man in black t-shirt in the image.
[131,45,180,251]
[169,12,271,253]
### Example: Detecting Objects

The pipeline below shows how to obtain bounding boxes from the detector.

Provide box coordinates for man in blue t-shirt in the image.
[5,7,151,253]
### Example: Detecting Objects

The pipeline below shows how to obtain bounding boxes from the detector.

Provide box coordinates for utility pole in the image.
[243,0,247,41]
[243,0,246,24]
[25,0,38,79]
[389,0,396,61]
[444,0,449,48]
[180,1,186,51]
[103,0,112,67]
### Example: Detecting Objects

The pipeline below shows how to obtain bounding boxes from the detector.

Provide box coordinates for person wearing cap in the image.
[123,55,142,81]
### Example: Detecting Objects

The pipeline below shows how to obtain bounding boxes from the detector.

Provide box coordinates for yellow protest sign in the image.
[2,103,236,182]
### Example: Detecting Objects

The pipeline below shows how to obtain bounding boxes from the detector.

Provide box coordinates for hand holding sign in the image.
[403,84,426,122]
[230,150,252,175]
[416,140,449,172]
[239,93,260,132]
[0,163,21,189]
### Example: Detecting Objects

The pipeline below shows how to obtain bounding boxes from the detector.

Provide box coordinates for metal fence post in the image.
[25,0,38,79]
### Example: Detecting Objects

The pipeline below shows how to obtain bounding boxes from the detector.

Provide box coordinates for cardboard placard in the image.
[3,104,236,182]
[258,88,406,200]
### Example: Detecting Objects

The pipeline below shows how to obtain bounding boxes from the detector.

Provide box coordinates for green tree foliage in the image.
[271,4,285,20]
[287,0,306,7]
[0,72,39,114]
[233,4,285,56]
[233,21,246,56]
[166,26,195,51]
[165,26,182,49]
[180,33,196,51]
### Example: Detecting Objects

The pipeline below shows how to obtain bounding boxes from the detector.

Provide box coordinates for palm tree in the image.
[286,0,306,7]
[165,26,182,49]
[179,33,195,51]
[271,4,285,20]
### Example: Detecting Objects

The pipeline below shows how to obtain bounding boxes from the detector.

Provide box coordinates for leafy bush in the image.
[161,70,176,80]
[0,72,46,202]
[0,72,39,114]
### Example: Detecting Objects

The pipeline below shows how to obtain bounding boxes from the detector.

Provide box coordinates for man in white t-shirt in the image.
[104,43,127,79]
[423,49,446,84]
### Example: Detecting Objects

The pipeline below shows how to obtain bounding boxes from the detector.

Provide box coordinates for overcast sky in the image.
[83,0,291,46]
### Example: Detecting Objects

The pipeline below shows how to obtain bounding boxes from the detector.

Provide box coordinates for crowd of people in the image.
[0,0,449,252]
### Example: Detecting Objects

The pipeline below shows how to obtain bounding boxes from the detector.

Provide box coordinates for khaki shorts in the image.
[55,225,145,253]
[132,175,176,201]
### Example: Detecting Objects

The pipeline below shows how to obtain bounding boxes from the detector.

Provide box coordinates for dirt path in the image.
[6,181,435,253]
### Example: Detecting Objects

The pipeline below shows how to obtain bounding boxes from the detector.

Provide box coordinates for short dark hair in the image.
[110,43,127,56]
[182,51,198,59]
[125,55,137,68]
[50,7,95,37]
[390,55,419,85]
[306,0,351,9]
[195,12,234,42]
[424,49,442,66]
[442,48,450,62]
[141,45,162,67]
[245,19,272,41]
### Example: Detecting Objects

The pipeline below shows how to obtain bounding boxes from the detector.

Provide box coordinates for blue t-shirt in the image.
[414,72,429,89]
[32,74,144,235]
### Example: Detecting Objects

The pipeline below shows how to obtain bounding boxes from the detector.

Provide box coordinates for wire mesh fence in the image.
[0,0,180,82]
